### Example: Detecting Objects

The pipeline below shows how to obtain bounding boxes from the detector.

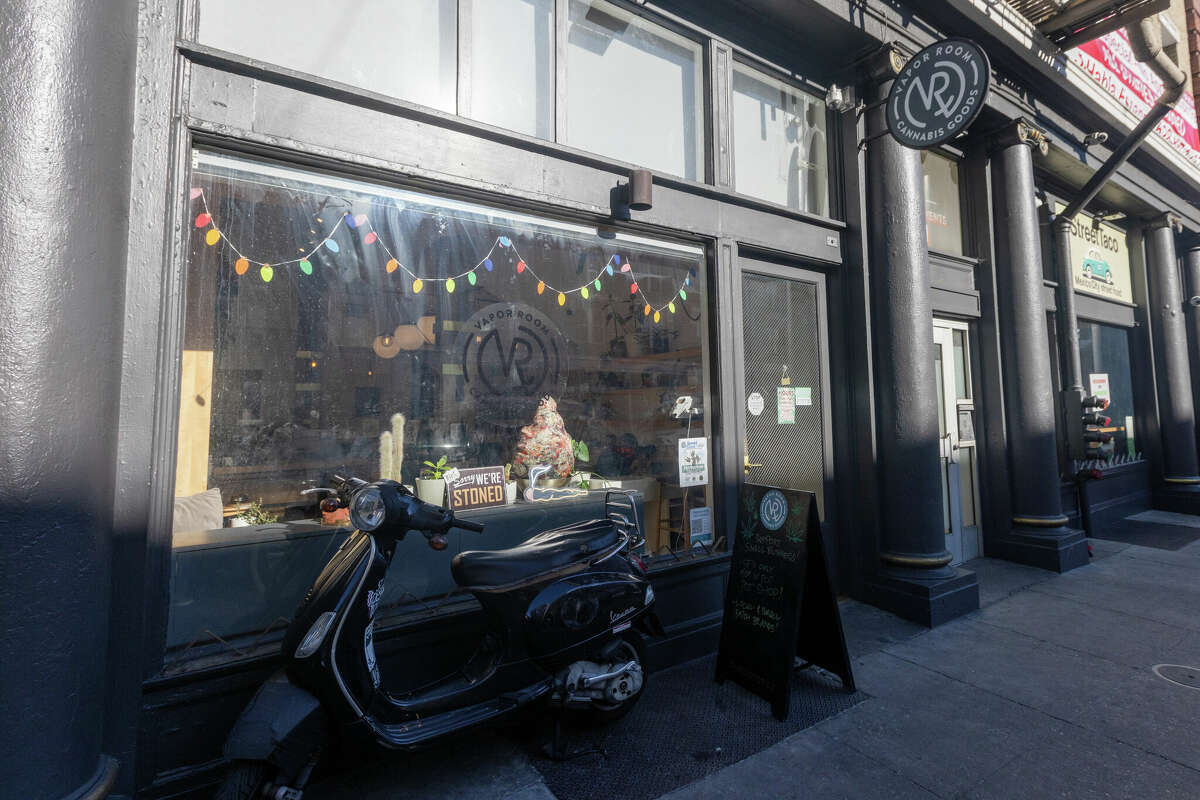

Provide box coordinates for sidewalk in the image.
[306,535,1200,799]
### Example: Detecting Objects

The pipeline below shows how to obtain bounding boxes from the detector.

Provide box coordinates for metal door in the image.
[739,262,831,517]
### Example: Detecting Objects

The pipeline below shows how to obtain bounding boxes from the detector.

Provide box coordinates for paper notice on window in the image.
[1089,373,1110,401]
[777,387,796,424]
[796,387,813,406]
[678,437,709,487]
[689,506,714,545]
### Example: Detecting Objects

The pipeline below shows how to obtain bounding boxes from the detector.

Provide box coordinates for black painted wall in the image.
[0,0,137,796]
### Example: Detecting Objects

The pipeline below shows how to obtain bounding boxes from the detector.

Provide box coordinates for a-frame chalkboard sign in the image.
[715,484,854,720]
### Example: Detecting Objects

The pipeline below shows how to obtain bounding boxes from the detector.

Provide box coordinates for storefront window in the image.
[921,151,964,256]
[468,0,554,138]
[1078,322,1138,460]
[564,0,704,179]
[169,150,713,656]
[731,63,829,216]
[196,0,458,113]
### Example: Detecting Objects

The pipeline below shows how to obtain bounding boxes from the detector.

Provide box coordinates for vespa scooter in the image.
[216,475,659,799]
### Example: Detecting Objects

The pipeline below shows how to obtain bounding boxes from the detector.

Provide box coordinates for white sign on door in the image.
[1089,373,1110,402]
[747,392,765,416]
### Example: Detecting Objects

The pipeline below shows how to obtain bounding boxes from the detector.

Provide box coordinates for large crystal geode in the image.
[512,396,575,479]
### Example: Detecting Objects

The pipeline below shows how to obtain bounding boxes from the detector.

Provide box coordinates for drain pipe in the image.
[1054,17,1187,430]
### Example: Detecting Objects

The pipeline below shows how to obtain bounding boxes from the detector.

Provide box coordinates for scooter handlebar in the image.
[454,518,485,533]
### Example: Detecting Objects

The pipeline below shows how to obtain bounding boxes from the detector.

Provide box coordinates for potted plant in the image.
[230,499,277,527]
[417,455,449,506]
[569,439,593,489]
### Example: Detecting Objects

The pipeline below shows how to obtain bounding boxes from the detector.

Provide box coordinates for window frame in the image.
[920,147,969,260]
[163,138,725,665]
[726,54,836,220]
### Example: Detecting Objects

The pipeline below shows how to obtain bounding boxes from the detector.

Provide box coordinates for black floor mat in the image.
[532,654,862,800]
[1093,520,1200,551]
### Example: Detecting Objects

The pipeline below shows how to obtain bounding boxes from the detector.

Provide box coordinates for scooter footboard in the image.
[225,670,328,780]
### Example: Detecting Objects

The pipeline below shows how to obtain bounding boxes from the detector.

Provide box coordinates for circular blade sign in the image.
[887,39,990,149]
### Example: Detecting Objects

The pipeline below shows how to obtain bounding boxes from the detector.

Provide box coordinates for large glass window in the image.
[196,0,459,113]
[468,0,554,138]
[564,0,704,179]
[731,62,829,216]
[921,151,964,256]
[195,0,704,177]
[169,150,714,656]
[1078,322,1138,460]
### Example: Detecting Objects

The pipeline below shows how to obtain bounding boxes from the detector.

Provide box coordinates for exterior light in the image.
[629,169,653,211]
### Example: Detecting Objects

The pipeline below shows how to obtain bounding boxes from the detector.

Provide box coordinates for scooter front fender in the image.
[225,669,328,780]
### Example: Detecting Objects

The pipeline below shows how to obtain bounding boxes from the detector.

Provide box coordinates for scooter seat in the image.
[451,518,621,590]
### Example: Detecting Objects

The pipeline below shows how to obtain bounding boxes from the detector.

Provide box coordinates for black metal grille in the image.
[741,273,824,513]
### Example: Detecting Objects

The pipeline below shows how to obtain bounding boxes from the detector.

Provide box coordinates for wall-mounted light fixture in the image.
[1083,131,1108,148]
[628,169,653,211]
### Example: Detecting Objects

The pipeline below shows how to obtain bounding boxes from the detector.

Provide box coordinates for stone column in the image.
[1185,244,1200,455]
[0,0,135,796]
[861,48,979,627]
[989,122,1088,572]
[1146,217,1200,486]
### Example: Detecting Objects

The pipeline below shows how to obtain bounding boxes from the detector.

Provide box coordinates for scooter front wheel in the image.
[214,760,271,800]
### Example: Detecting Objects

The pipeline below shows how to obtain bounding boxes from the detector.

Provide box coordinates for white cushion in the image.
[172,487,223,534]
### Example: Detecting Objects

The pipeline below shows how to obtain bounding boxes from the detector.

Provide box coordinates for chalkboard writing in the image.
[715,484,854,720]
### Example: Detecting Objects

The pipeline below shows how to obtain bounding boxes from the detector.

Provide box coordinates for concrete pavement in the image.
[307,535,1200,799]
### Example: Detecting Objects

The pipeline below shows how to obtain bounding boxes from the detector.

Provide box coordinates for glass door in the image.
[933,320,980,565]
[740,262,831,516]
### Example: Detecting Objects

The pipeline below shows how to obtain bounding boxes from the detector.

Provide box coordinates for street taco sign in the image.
[1055,203,1132,304]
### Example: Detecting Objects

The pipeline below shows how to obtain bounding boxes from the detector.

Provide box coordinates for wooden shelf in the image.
[596,384,701,398]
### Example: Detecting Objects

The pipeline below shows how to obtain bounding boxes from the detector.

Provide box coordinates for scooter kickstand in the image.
[541,713,606,762]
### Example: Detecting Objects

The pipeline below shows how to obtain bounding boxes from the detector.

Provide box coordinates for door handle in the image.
[744,455,763,471]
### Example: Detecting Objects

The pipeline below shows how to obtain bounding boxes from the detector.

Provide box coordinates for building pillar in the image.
[860,48,979,627]
[1146,218,1200,494]
[989,123,1088,572]
[1185,244,1200,457]
[0,0,135,796]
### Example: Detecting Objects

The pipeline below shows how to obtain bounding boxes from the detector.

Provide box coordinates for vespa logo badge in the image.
[759,489,789,532]
[887,39,990,149]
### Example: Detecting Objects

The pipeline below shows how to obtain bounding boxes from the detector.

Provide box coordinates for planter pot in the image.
[517,476,569,492]
[505,481,518,505]
[416,478,446,506]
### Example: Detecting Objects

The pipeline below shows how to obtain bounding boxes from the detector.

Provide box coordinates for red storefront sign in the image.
[1069,29,1200,170]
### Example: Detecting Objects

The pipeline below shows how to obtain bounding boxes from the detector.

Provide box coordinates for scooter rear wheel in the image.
[580,633,646,725]
[214,760,270,800]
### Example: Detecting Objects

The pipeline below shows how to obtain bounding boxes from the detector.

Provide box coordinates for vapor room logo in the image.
[888,39,990,149]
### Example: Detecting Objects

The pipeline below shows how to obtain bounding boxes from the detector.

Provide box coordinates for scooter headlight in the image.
[350,486,387,531]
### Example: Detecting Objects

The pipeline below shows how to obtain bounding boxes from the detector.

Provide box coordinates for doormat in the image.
[1094,519,1200,551]
[531,654,862,800]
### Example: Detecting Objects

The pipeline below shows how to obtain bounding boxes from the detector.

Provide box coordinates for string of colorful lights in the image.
[191,189,696,323]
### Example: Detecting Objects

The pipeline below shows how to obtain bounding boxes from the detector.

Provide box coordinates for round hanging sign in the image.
[886,38,990,149]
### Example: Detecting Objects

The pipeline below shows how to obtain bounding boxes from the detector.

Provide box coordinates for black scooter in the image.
[217,476,659,799]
